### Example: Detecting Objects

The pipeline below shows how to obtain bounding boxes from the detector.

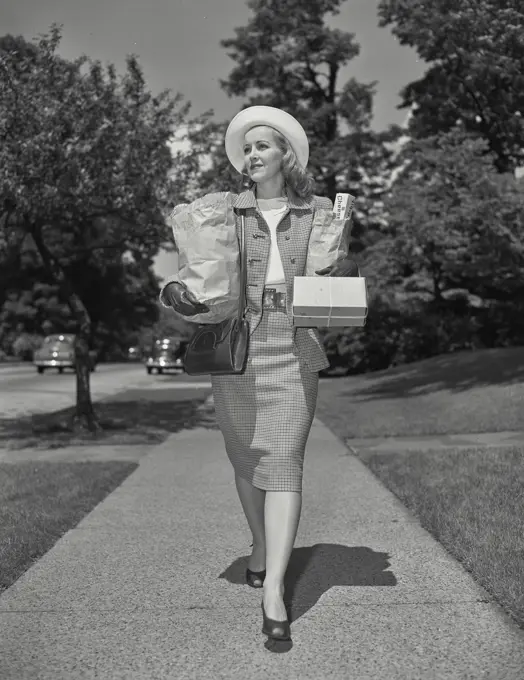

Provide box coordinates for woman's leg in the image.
[263,490,302,620]
[235,473,266,571]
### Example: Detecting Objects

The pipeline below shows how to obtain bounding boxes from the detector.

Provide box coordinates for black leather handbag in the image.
[183,213,249,376]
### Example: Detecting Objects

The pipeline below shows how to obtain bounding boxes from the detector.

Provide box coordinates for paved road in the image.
[0,363,211,419]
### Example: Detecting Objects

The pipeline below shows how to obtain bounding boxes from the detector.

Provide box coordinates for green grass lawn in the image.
[317,346,524,440]
[358,445,524,630]
[0,392,218,594]
[317,346,524,631]
[0,460,138,594]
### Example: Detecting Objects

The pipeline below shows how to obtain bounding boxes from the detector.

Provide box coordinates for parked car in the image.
[33,334,97,374]
[144,337,188,374]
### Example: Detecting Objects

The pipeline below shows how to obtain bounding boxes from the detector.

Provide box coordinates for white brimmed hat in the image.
[224,105,309,174]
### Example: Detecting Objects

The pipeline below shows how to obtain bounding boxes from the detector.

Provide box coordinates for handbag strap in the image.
[237,212,247,325]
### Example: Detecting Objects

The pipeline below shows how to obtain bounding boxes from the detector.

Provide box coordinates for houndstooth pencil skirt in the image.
[211,307,318,493]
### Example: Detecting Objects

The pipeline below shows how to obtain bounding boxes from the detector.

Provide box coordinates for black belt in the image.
[262,287,287,310]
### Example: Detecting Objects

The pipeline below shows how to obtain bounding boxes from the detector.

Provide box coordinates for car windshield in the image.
[153,338,183,355]
[155,339,180,348]
[44,335,74,349]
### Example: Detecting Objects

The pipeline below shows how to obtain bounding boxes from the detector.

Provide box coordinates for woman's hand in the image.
[163,282,210,316]
[315,257,360,277]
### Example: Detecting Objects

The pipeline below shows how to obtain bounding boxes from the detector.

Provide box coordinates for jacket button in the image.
[285,235,290,240]
[291,257,296,264]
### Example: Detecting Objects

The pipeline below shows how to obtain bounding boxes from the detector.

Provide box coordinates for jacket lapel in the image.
[233,187,317,316]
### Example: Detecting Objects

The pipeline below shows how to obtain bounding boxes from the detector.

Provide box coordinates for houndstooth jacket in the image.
[159,187,346,372]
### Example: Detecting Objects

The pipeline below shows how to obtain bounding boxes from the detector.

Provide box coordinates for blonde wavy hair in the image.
[241,126,315,199]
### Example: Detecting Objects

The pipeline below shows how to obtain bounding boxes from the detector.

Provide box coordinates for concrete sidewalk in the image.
[1,420,523,679]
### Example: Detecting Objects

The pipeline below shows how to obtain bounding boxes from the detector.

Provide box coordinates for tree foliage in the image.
[0,25,187,427]
[0,27,184,259]
[325,125,524,373]
[0,241,162,360]
[376,127,524,306]
[377,0,524,172]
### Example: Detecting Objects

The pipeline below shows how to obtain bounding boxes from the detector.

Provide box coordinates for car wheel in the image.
[157,368,163,375]
[147,367,152,375]
[37,366,44,374]
[58,367,64,374]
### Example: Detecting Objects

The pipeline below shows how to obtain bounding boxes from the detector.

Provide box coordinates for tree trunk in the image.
[30,222,101,432]
[72,318,100,433]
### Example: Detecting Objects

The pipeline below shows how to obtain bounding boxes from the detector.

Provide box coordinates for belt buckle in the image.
[264,288,286,310]
[264,287,277,309]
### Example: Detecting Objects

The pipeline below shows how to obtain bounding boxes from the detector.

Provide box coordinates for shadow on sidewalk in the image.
[0,395,218,449]
[219,543,395,623]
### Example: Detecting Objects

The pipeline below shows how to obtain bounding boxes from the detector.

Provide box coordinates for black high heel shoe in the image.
[261,601,291,641]
[246,568,266,588]
[246,543,265,588]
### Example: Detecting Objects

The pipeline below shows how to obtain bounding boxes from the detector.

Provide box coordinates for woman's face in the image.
[243,126,284,184]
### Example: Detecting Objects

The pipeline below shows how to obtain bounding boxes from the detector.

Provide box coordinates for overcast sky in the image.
[1,0,427,281]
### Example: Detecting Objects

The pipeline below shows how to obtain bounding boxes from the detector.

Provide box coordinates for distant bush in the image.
[0,348,12,362]
[320,297,524,375]
[11,334,45,361]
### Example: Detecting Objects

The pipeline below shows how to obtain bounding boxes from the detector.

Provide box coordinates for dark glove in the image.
[163,282,209,316]
[315,257,360,277]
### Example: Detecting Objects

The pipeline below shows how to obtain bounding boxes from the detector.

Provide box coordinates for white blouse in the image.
[257,197,288,286]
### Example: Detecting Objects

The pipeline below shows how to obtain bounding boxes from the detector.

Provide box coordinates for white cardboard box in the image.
[292,276,368,328]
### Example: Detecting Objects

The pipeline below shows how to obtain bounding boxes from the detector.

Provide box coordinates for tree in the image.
[375,126,524,304]
[319,125,524,373]
[0,25,188,429]
[377,0,524,172]
[68,258,161,360]
[170,0,404,255]
[0,236,161,360]
[367,126,524,354]
[220,0,373,195]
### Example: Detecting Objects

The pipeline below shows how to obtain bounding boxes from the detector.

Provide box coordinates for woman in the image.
[160,106,358,641]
